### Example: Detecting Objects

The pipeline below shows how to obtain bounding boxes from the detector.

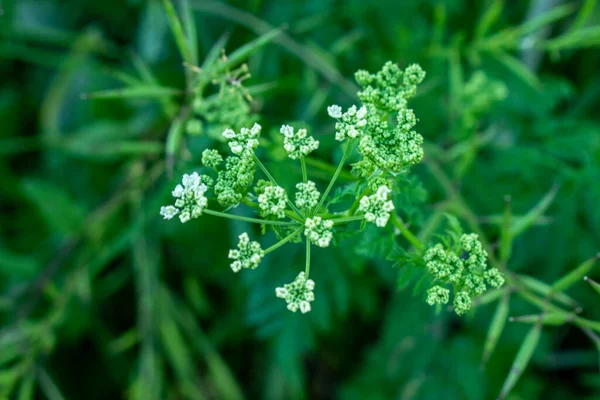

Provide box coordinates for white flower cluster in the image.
[160,172,208,223]
[258,185,288,219]
[275,272,315,313]
[295,180,320,210]
[280,125,319,159]
[327,104,367,141]
[222,123,261,156]
[358,185,395,227]
[228,233,264,273]
[304,217,334,248]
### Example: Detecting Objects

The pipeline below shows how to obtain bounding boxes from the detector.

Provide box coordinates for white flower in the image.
[160,172,208,223]
[358,185,395,227]
[304,217,334,248]
[222,123,262,156]
[258,185,288,219]
[275,272,316,314]
[295,181,320,209]
[228,232,264,272]
[327,104,342,119]
[279,124,319,159]
[334,105,368,141]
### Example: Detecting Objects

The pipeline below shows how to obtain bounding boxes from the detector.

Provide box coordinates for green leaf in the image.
[516,274,579,310]
[511,184,559,237]
[509,312,574,326]
[475,0,504,40]
[36,368,65,400]
[200,31,229,70]
[497,323,542,400]
[166,110,191,175]
[482,291,510,366]
[21,179,86,235]
[81,86,183,100]
[218,27,284,72]
[544,26,600,50]
[551,254,598,293]
[17,370,35,400]
[181,0,198,65]
[584,276,600,297]
[489,50,541,90]
[162,0,193,64]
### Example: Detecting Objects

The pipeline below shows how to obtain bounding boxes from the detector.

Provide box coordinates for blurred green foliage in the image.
[1,0,600,399]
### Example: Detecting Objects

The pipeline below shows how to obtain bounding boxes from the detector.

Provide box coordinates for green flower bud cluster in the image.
[295,180,320,209]
[222,123,261,156]
[160,172,209,223]
[355,62,425,113]
[280,124,319,159]
[423,233,505,315]
[353,62,426,174]
[427,285,450,306]
[191,85,254,137]
[358,106,424,173]
[275,272,315,313]
[327,104,368,141]
[258,185,288,219]
[358,185,395,227]
[186,119,203,136]
[461,71,508,131]
[304,217,334,248]
[214,155,256,207]
[201,149,223,169]
[228,233,264,273]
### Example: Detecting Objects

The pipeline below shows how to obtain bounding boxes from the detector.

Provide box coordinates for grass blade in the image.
[497,323,542,400]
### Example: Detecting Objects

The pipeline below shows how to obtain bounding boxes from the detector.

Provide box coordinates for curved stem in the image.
[264,227,304,254]
[390,213,425,252]
[204,209,296,226]
[313,139,353,216]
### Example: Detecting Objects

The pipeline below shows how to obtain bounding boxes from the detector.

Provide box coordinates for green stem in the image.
[349,186,370,216]
[264,227,304,254]
[390,213,425,252]
[313,139,353,216]
[253,154,304,217]
[204,209,296,226]
[301,157,308,183]
[331,215,365,224]
[305,239,311,277]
